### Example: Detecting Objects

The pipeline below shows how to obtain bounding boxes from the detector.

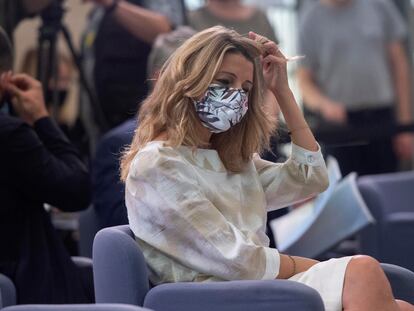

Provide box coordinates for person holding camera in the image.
[0,68,93,303]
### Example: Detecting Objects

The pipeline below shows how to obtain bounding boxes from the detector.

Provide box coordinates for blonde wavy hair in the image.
[120,26,277,181]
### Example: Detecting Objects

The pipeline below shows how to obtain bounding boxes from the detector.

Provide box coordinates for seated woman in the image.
[120,26,414,311]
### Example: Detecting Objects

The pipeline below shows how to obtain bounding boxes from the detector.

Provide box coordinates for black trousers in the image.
[323,107,398,177]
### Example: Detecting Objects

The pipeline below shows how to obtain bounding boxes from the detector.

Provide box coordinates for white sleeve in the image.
[126,150,280,281]
[254,143,329,211]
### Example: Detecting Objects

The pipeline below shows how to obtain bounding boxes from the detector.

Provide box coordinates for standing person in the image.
[0,69,92,303]
[81,0,184,133]
[297,0,413,176]
[120,26,414,311]
[188,0,277,44]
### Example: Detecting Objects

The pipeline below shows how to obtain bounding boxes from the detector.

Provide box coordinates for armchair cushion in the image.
[144,280,324,311]
[93,226,325,311]
[2,304,152,311]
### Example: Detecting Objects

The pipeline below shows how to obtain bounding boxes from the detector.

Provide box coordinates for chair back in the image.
[357,171,414,269]
[93,225,150,306]
[0,274,16,308]
[358,171,414,219]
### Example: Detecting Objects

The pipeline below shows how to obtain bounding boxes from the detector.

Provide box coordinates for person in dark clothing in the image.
[0,71,93,304]
[83,0,184,130]
[92,118,136,228]
[91,26,195,229]
[0,0,53,39]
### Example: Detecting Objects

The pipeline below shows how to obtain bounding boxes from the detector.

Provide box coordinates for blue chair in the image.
[381,263,414,304]
[0,274,16,309]
[93,225,325,311]
[2,304,152,311]
[78,206,100,258]
[0,259,93,308]
[357,171,414,272]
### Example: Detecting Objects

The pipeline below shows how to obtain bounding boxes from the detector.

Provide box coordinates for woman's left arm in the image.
[249,32,318,151]
[254,144,328,211]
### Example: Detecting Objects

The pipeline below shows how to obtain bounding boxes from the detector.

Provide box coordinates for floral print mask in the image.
[193,84,249,133]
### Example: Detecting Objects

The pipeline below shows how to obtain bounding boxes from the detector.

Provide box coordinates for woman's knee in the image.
[346,255,385,284]
[343,255,395,308]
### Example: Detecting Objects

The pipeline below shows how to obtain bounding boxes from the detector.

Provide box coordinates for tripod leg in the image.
[37,24,60,119]
[61,24,108,132]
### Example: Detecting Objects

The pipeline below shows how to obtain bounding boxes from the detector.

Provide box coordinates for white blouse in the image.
[125,141,328,285]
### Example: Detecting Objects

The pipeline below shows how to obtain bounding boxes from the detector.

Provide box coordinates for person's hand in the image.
[320,99,347,124]
[0,72,48,125]
[248,31,290,97]
[393,132,413,160]
[83,0,114,8]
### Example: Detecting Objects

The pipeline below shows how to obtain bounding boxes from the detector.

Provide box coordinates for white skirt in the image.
[289,256,354,311]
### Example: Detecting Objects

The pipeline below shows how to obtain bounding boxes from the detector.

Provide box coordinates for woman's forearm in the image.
[274,88,318,151]
[113,0,171,44]
[277,254,319,279]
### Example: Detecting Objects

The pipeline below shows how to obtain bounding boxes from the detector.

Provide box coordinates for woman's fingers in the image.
[262,54,287,66]
[263,41,286,59]
[249,31,269,45]
[249,31,286,59]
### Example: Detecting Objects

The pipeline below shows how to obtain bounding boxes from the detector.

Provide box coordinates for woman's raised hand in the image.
[248,31,290,98]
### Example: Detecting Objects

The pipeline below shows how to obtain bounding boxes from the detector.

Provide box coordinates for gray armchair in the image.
[357,171,414,272]
[0,274,16,309]
[2,305,152,311]
[93,225,325,311]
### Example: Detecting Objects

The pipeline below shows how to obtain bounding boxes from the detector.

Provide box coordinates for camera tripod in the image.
[37,0,108,131]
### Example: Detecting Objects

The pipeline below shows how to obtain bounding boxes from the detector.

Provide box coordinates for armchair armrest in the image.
[144,280,324,311]
[72,256,93,268]
[386,212,414,224]
[381,263,414,304]
[0,274,16,308]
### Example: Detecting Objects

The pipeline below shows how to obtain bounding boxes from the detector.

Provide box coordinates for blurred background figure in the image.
[0,26,92,304]
[20,48,89,156]
[0,26,12,112]
[297,0,413,176]
[21,49,74,123]
[0,0,52,38]
[188,0,277,43]
[80,0,186,152]
[92,26,196,230]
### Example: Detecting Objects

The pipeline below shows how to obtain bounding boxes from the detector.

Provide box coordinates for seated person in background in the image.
[0,69,93,303]
[20,48,89,157]
[120,27,414,311]
[21,48,75,127]
[92,26,196,229]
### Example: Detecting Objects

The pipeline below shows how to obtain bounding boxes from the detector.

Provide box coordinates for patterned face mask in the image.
[193,84,249,133]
